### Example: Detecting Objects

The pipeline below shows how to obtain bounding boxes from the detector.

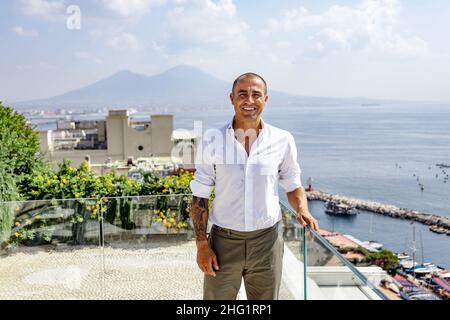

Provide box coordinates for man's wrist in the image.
[196,240,209,249]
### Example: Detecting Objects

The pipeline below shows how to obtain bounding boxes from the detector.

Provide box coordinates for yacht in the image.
[363,240,383,251]
[397,252,410,260]
[325,201,358,216]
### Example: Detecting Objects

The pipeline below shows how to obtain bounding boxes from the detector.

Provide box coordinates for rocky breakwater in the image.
[306,189,450,235]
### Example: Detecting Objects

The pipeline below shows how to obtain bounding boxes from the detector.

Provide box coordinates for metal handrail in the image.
[0,194,193,205]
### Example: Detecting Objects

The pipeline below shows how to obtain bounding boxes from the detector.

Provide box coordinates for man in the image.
[190,72,318,300]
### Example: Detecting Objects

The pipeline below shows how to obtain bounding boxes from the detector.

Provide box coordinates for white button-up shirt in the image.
[190,118,302,232]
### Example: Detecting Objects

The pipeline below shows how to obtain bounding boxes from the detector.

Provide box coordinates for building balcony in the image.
[0,195,387,300]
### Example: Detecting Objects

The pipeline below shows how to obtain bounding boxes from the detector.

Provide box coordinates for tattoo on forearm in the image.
[191,196,209,242]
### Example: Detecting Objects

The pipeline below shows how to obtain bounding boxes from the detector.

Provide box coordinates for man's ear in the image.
[229,92,234,103]
[265,95,269,103]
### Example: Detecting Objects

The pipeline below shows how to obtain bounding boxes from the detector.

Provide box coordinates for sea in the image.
[30,102,450,268]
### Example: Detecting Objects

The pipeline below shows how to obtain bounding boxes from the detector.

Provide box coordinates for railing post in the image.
[99,197,104,247]
[303,226,307,300]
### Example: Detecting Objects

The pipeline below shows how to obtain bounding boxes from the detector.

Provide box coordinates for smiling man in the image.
[190,72,318,300]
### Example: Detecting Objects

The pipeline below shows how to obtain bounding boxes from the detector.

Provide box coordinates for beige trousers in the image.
[203,222,284,300]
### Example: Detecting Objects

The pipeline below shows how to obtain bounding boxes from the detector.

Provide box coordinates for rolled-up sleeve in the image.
[190,137,215,199]
[279,133,302,192]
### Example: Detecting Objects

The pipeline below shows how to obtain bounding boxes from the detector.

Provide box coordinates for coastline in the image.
[306,189,450,234]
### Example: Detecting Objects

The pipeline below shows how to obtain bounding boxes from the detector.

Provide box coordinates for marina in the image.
[307,189,450,235]
[319,228,448,300]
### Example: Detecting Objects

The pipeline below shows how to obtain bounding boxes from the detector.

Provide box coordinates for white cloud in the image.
[19,0,65,19]
[267,0,429,58]
[166,0,248,51]
[12,26,39,37]
[101,0,166,17]
[74,51,104,64]
[106,33,141,50]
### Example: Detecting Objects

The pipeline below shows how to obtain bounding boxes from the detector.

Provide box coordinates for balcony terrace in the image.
[0,195,387,300]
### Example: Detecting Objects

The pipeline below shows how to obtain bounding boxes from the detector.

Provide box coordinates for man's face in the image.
[230,77,268,122]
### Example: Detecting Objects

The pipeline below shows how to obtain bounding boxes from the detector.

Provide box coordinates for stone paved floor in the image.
[0,240,295,300]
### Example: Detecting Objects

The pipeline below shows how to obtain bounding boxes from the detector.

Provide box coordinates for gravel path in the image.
[0,240,295,300]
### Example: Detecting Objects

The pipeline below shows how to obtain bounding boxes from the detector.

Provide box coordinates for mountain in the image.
[12,65,384,110]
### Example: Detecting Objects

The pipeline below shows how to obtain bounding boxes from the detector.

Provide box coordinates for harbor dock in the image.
[306,189,450,234]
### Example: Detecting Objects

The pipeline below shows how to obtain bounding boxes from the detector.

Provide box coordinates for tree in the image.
[366,249,399,272]
[0,165,18,243]
[0,102,41,177]
[0,102,43,244]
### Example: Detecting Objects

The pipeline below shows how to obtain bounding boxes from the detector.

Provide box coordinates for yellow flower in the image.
[169,218,175,223]
[14,222,20,227]
[162,189,167,193]
[157,218,163,223]
[35,215,41,220]
[75,193,81,198]
[15,232,20,238]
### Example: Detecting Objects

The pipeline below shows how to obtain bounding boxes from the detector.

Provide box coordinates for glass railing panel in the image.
[99,195,199,299]
[308,200,446,300]
[0,198,103,299]
[306,228,386,300]
[279,201,307,300]
[280,200,387,300]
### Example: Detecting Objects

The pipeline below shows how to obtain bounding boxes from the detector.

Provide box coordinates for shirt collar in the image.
[227,117,266,131]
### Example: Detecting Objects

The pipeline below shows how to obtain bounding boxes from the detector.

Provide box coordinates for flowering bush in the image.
[153,208,189,231]
[5,160,196,245]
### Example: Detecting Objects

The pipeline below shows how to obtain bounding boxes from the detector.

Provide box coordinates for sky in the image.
[1,0,450,103]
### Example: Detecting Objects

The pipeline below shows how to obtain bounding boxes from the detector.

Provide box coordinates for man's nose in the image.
[245,95,255,103]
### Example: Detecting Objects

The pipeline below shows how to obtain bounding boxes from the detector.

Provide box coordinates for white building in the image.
[40,110,194,168]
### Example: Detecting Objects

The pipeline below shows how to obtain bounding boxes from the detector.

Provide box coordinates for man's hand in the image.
[296,209,319,231]
[196,241,219,277]
[191,196,219,276]
[287,187,319,231]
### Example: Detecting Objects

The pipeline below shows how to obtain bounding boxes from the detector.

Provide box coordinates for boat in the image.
[388,282,400,294]
[397,252,410,260]
[431,270,450,300]
[399,259,418,269]
[400,290,441,300]
[404,263,442,276]
[429,225,447,234]
[325,201,358,216]
[363,240,383,251]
